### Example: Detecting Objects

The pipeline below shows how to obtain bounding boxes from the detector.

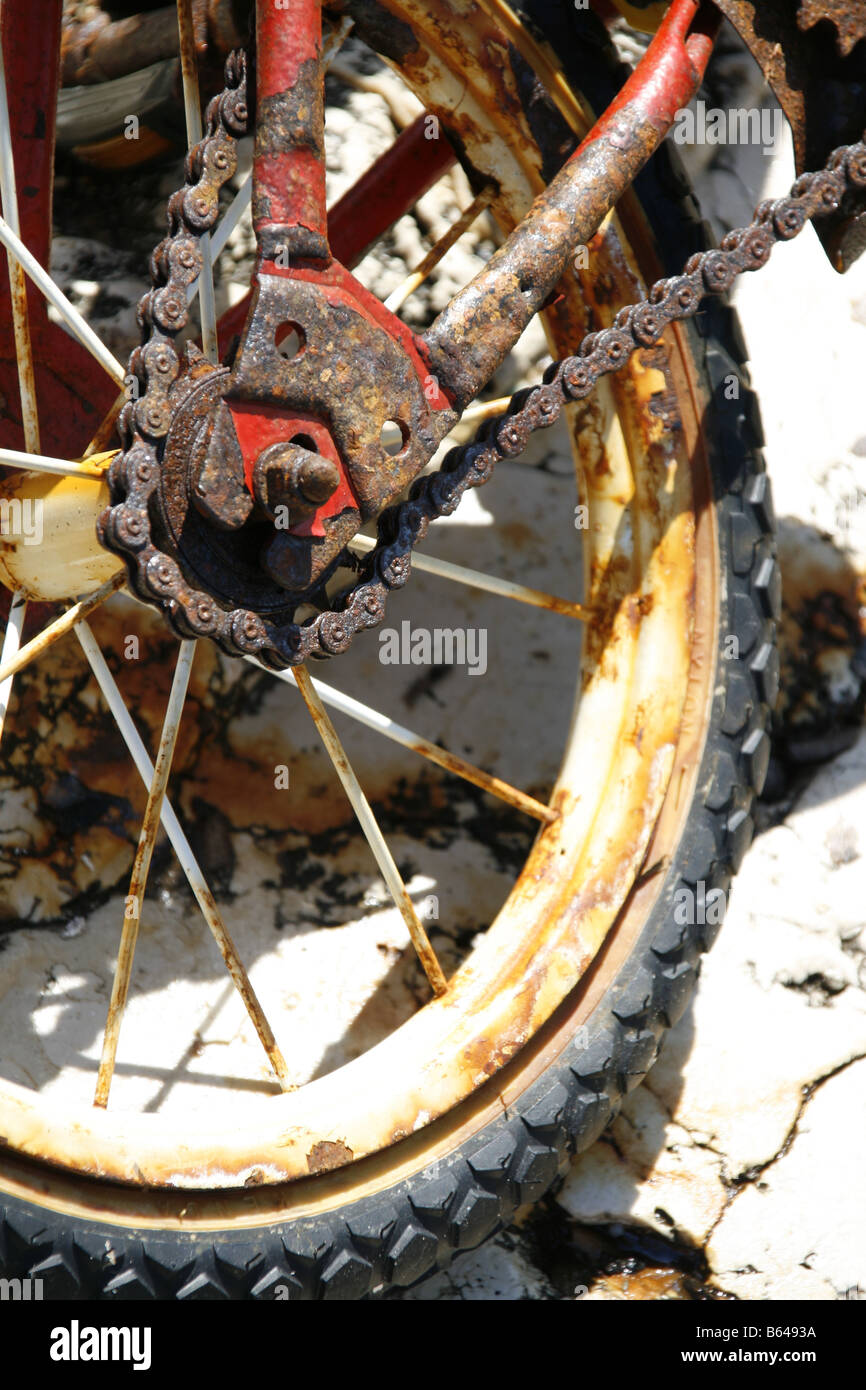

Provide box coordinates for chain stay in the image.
[99,46,866,669]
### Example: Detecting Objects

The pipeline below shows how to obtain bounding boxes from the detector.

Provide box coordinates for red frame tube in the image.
[218,112,456,355]
[253,0,328,247]
[576,0,720,159]
[0,0,116,457]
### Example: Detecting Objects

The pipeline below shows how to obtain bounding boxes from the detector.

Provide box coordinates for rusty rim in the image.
[0,0,714,1198]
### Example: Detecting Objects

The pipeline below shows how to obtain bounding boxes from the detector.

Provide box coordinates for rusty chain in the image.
[99,46,866,669]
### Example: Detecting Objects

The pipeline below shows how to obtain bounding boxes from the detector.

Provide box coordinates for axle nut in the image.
[252,440,341,520]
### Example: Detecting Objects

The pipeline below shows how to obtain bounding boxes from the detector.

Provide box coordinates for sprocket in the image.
[797,0,866,57]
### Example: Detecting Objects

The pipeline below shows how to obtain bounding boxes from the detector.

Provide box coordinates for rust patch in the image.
[498,519,534,550]
[625,593,654,634]
[587,1268,694,1301]
[306,1138,354,1173]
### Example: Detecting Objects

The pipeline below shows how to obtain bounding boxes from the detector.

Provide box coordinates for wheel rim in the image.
[0,0,713,1200]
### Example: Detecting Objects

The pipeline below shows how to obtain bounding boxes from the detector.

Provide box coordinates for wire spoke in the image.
[450,396,512,432]
[74,620,293,1092]
[322,13,355,63]
[246,656,557,824]
[0,591,26,746]
[385,186,494,314]
[83,392,126,460]
[204,176,251,272]
[0,445,109,480]
[177,0,217,362]
[293,665,447,996]
[0,570,125,687]
[0,48,40,452]
[94,640,197,1107]
[380,398,513,454]
[0,215,125,386]
[349,533,590,620]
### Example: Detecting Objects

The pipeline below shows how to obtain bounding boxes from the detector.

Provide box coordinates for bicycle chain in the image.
[99,46,866,670]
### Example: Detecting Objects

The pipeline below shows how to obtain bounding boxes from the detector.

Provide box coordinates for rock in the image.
[581,1268,693,1301]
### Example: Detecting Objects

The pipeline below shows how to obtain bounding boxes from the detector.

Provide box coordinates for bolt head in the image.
[253,441,341,519]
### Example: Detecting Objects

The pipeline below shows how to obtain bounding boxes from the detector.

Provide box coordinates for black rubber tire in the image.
[0,5,778,1300]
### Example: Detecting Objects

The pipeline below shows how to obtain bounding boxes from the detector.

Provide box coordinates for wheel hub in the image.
[184,262,454,602]
[97,19,457,666]
[139,253,456,620]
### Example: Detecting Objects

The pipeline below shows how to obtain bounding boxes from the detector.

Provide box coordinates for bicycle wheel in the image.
[0,0,777,1298]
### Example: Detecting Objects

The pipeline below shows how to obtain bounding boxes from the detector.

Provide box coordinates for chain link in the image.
[98,47,866,668]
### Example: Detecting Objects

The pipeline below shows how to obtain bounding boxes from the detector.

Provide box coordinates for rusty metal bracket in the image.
[423,0,720,410]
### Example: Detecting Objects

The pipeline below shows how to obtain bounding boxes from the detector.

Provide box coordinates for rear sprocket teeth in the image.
[796,0,866,57]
